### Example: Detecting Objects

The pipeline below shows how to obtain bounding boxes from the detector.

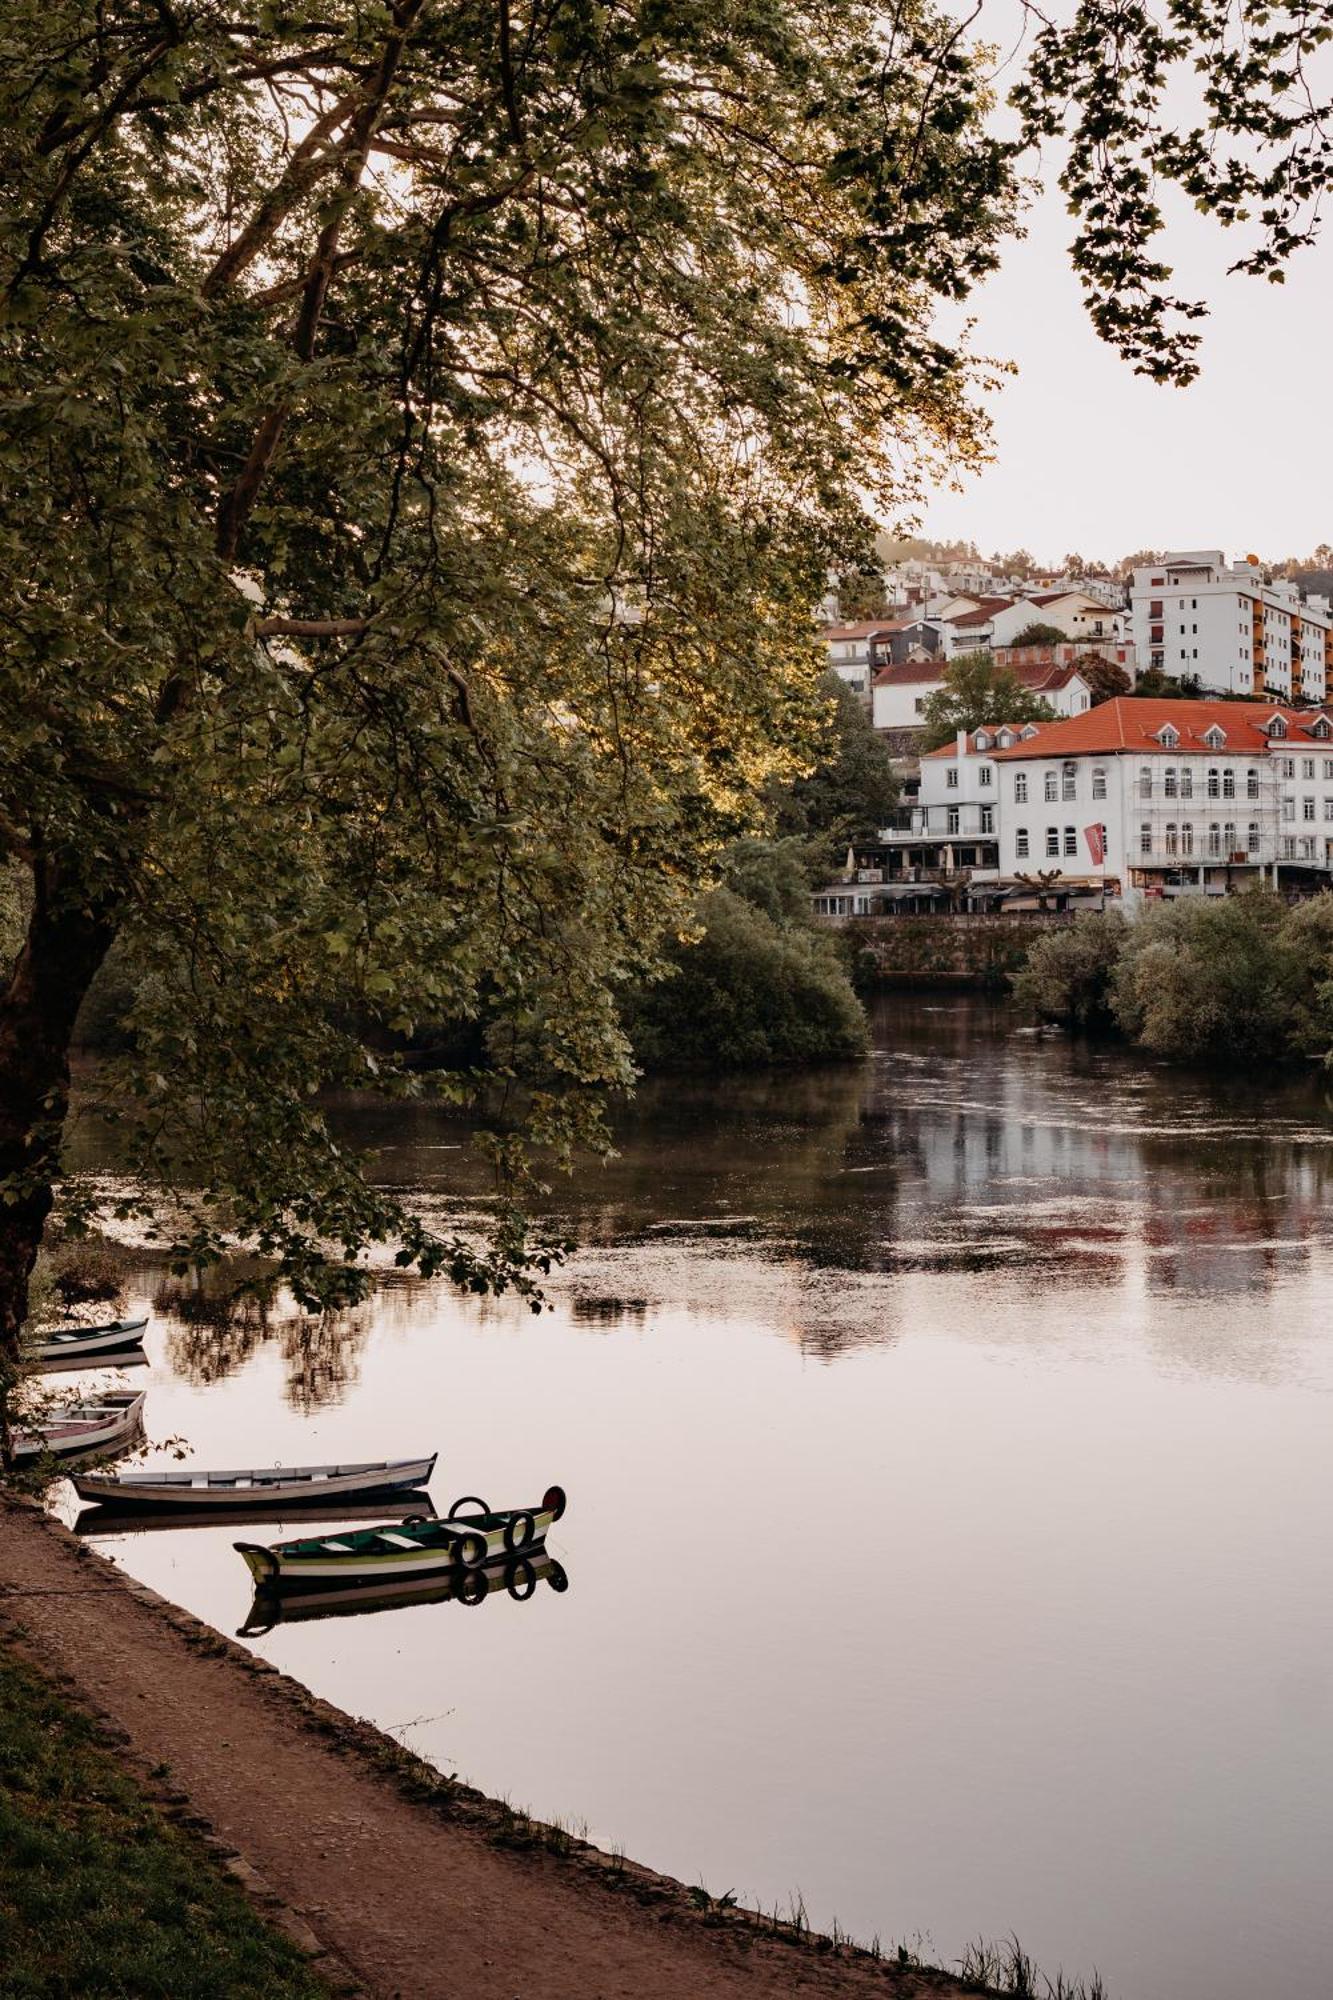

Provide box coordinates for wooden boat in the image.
[73,1494,437,1538]
[23,1317,149,1361]
[238,1552,569,1634]
[12,1388,147,1464]
[72,1452,438,1513]
[236,1484,566,1592]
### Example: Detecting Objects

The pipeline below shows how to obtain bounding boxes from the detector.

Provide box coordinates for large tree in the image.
[1,0,1331,1424]
[0,0,1016,1417]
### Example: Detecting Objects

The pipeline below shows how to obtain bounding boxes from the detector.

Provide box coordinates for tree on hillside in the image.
[775,674,899,853]
[1010,622,1070,647]
[918,654,1057,751]
[836,573,894,622]
[3,0,1332,1411]
[1073,655,1133,704]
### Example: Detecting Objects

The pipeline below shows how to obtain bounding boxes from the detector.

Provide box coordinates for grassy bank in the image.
[0,1637,329,2000]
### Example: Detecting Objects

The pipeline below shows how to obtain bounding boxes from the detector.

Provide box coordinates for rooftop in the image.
[985,697,1331,759]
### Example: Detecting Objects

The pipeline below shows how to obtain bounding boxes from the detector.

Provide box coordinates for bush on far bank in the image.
[626,886,868,1071]
[1017,890,1333,1063]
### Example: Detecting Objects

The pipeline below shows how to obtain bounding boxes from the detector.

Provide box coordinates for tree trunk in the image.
[0,855,117,1460]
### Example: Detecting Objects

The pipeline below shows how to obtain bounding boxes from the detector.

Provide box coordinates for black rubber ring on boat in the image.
[455,1529,487,1568]
[541,1484,567,1521]
[459,1567,489,1606]
[503,1511,535,1553]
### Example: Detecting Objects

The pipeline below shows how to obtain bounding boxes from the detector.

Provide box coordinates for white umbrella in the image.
[844,843,856,879]
[943,842,955,872]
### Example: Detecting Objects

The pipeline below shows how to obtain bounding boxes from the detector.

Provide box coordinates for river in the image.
[50,997,1333,1999]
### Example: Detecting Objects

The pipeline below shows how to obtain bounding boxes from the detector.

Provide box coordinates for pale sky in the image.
[917,27,1333,569]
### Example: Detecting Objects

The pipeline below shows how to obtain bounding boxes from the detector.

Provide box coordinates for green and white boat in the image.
[235,1485,566,1592]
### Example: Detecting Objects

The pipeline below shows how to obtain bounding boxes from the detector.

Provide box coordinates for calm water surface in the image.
[53,999,1333,2000]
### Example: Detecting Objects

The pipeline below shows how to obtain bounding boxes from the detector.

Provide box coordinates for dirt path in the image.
[0,1496,970,2000]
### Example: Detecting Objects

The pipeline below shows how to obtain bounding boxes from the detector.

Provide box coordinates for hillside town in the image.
[816,549,1333,917]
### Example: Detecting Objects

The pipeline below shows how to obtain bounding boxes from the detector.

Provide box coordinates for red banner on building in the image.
[1084,822,1106,866]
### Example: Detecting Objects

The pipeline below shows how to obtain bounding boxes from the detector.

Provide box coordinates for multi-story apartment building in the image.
[1129,551,1333,701]
[919,698,1333,900]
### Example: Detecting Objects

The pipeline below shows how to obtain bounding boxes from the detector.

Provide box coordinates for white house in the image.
[871,659,1094,734]
[978,696,1333,898]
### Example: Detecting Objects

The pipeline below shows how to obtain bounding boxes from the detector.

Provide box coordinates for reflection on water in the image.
[57,997,1333,2000]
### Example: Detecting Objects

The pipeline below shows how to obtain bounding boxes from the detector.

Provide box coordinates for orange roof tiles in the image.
[985,696,1329,760]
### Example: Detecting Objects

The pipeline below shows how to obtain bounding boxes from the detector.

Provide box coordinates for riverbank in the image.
[0,1494,983,2000]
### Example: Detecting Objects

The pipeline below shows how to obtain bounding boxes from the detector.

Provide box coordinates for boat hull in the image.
[238,1553,569,1633]
[237,1487,565,1592]
[12,1390,147,1463]
[73,1453,438,1511]
[24,1318,149,1361]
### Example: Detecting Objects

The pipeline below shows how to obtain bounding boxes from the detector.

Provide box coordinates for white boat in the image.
[73,1452,438,1512]
[23,1317,149,1361]
[12,1389,147,1463]
[237,1484,566,1592]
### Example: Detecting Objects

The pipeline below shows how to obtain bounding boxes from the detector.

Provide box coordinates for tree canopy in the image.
[917,653,1057,750]
[1009,622,1069,648]
[2,0,1332,1384]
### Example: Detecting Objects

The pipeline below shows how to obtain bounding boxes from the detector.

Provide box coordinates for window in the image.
[979,764,992,787]
[1062,762,1077,801]
[1207,767,1220,799]
[1014,772,1028,803]
[1248,822,1260,853]
[980,805,994,834]
[1304,797,1316,821]
[1270,716,1288,738]
[1207,823,1222,856]
[1302,836,1317,860]
[1164,822,1178,856]
[1204,727,1226,749]
[1063,826,1077,855]
[1323,800,1333,821]
[1016,828,1030,859]
[1139,824,1152,855]
[1224,822,1237,856]
[1247,768,1260,798]
[1139,767,1153,798]
[1283,835,1296,860]
[1179,768,1194,800]
[1303,758,1316,779]
[1163,767,1178,798]
[1044,771,1058,801]
[1283,797,1296,822]
[1092,767,1107,800]
[1282,757,1296,778]
[1180,822,1194,856]
[946,767,959,789]
[1222,770,1235,799]
[1046,827,1060,857]
[947,806,960,835]
[975,731,991,750]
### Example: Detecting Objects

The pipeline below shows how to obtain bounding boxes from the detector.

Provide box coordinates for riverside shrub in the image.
[1018,892,1333,1063]
[1014,912,1129,1026]
[627,889,868,1071]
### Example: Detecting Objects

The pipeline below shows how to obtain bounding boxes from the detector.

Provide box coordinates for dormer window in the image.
[1267,715,1287,738]
[1313,717,1331,739]
[1156,724,1179,747]
[996,729,1013,748]
[1020,723,1040,740]
[974,730,991,750]
[1202,726,1226,749]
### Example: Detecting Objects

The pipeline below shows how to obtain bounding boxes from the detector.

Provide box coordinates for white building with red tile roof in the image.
[924,697,1333,899]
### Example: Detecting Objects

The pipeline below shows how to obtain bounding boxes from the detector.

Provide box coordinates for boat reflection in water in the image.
[238,1550,570,1636]
[72,1495,437,1538]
